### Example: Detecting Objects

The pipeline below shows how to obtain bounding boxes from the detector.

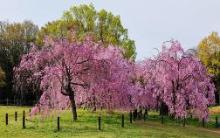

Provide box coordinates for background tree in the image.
[197,32,220,104]
[0,21,39,103]
[36,4,136,60]
[140,41,215,121]
[0,67,5,87]
[131,60,158,117]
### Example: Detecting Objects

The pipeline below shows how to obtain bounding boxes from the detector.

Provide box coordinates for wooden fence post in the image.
[15,111,17,121]
[57,116,60,131]
[22,111,25,129]
[6,113,8,125]
[121,114,124,128]
[98,116,101,130]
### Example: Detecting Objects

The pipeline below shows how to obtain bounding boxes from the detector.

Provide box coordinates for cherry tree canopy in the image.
[14,37,133,120]
[14,38,215,122]
[138,40,215,121]
[131,60,158,109]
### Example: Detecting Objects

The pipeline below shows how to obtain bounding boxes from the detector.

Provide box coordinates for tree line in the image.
[0,4,135,104]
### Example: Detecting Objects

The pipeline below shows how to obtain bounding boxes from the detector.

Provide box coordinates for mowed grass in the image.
[0,106,219,138]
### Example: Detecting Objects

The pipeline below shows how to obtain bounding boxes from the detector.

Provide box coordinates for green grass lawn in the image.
[0,106,219,138]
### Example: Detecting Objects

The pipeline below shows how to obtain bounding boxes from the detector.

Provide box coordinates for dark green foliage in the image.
[0,21,39,103]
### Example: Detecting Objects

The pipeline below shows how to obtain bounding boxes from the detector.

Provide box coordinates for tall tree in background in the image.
[197,32,220,104]
[0,67,5,88]
[36,4,136,60]
[0,21,39,102]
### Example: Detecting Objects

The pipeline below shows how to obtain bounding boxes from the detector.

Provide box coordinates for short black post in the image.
[129,111,132,123]
[121,114,124,128]
[161,115,164,124]
[202,118,205,128]
[6,113,8,125]
[57,116,60,131]
[29,109,31,113]
[22,110,25,129]
[183,117,186,127]
[216,116,218,128]
[98,116,101,130]
[15,111,17,121]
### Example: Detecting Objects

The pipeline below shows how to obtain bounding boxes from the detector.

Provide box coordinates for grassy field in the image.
[0,106,219,138]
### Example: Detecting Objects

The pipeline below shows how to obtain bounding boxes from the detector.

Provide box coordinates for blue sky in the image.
[0,0,220,60]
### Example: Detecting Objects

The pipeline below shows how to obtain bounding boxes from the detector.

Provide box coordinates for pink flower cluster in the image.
[14,39,215,121]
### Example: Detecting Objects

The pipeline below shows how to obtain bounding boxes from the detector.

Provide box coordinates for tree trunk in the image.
[160,102,168,116]
[137,109,143,120]
[144,108,148,121]
[92,96,96,112]
[69,92,77,121]
[133,109,138,121]
[92,106,96,112]
[144,108,148,116]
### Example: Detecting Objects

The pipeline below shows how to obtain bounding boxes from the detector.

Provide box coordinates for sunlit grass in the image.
[0,106,219,138]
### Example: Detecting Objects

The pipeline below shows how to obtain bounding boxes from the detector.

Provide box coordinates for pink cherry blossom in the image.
[14,38,133,120]
[138,40,215,121]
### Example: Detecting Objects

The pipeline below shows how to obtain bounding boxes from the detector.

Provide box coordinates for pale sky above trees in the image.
[0,0,220,60]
